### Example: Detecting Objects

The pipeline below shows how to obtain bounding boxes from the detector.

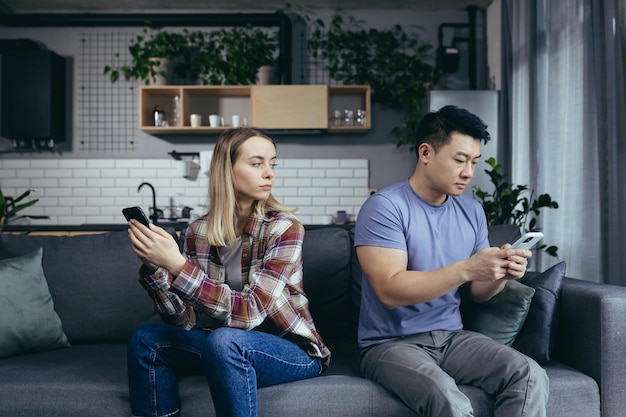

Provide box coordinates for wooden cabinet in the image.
[139,85,370,134]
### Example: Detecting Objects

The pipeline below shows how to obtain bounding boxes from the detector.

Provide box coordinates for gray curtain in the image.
[501,0,626,285]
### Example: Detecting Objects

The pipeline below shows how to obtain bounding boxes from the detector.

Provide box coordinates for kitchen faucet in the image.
[137,182,159,224]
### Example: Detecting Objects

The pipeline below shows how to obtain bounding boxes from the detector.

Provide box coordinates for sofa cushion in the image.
[0,231,161,344]
[513,261,566,364]
[461,279,535,345]
[0,248,69,358]
[302,227,354,341]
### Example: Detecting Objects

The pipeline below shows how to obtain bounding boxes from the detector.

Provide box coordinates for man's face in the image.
[420,132,481,203]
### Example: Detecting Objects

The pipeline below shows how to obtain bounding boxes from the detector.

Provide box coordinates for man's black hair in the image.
[414,105,491,159]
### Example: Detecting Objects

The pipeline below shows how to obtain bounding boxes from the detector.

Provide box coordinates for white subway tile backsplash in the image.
[31,160,59,169]
[45,188,73,197]
[87,159,116,168]
[340,178,368,187]
[283,159,312,168]
[324,168,353,178]
[312,178,340,187]
[59,160,87,169]
[326,187,355,196]
[340,159,368,168]
[297,187,326,197]
[284,178,312,187]
[311,159,340,168]
[19,169,46,178]
[297,169,326,178]
[31,179,59,188]
[0,160,29,168]
[2,158,369,226]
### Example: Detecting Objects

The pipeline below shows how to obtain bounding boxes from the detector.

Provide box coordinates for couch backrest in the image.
[301,227,357,342]
[0,231,161,344]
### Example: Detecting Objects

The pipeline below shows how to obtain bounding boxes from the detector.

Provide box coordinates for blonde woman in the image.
[126,127,330,417]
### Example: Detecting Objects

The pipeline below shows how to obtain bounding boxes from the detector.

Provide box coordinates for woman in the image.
[126,127,330,417]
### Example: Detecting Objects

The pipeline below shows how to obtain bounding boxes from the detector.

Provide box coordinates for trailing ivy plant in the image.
[209,25,278,85]
[473,157,559,257]
[104,23,278,86]
[293,8,441,150]
[0,188,49,233]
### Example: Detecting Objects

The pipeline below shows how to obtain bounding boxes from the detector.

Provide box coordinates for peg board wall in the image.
[77,31,138,153]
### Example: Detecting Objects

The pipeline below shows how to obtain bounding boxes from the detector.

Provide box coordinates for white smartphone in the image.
[510,232,544,250]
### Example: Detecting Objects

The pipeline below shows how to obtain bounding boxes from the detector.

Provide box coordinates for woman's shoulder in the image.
[261,210,304,235]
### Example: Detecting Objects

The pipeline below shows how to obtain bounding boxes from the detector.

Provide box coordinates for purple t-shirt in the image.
[355,180,489,348]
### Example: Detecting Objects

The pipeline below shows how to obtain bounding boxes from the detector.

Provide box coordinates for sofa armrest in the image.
[553,277,626,417]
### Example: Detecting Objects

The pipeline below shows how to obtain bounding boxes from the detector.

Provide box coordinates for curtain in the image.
[502,0,626,284]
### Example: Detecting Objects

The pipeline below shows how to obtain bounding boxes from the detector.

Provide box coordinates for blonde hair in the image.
[206,127,296,246]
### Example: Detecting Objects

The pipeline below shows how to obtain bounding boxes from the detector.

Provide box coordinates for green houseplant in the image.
[104,27,216,85]
[208,25,279,85]
[473,157,559,257]
[0,188,49,233]
[295,9,440,150]
[104,24,278,86]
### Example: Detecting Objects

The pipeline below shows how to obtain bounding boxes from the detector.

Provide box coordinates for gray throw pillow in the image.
[0,247,69,358]
[461,279,536,346]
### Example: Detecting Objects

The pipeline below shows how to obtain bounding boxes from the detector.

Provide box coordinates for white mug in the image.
[209,114,220,127]
[190,114,201,127]
[232,115,241,127]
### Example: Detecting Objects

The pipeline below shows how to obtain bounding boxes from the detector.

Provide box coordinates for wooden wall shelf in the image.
[139,85,371,134]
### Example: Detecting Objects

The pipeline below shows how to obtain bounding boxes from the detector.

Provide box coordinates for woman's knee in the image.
[203,327,245,359]
[128,323,166,348]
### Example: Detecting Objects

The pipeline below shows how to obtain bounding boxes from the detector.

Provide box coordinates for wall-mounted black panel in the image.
[1,49,66,142]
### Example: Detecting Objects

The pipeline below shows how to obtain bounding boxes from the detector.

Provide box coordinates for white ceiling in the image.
[0,0,493,14]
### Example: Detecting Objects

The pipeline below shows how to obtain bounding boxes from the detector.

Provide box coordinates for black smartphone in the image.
[122,206,150,227]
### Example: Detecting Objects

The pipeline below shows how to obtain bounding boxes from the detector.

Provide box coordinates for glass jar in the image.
[355,109,367,126]
[153,105,166,127]
[342,109,354,126]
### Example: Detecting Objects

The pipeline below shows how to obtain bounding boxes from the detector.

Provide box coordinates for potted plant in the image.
[0,188,49,233]
[104,24,278,86]
[209,25,279,85]
[104,26,213,85]
[295,9,440,149]
[472,157,559,257]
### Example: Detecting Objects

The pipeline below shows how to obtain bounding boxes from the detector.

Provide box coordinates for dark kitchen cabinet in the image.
[1,49,66,143]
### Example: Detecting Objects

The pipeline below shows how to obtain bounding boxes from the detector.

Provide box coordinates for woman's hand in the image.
[127,220,187,276]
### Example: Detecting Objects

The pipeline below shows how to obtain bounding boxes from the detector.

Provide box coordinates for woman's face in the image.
[232,136,277,205]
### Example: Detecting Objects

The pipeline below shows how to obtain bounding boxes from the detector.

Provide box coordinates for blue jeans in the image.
[128,323,323,417]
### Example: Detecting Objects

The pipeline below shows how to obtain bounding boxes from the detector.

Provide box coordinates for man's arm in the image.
[356,245,531,308]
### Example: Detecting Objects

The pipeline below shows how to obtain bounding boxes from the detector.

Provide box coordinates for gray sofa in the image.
[0,226,625,417]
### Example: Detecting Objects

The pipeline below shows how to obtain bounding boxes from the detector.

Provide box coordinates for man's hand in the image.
[127,220,187,277]
[467,244,531,302]
[464,245,531,283]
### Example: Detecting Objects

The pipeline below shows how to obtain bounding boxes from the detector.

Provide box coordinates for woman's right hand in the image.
[127,220,187,276]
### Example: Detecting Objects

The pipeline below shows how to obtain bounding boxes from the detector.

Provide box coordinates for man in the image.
[354,105,549,417]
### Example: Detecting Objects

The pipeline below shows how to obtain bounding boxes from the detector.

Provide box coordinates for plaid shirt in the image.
[139,210,330,365]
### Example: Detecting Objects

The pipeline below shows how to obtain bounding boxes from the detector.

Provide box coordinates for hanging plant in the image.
[104,23,278,86]
[295,8,441,150]
[209,25,279,85]
[473,157,560,257]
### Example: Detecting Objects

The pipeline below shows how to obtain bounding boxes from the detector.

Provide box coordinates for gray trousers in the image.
[360,330,549,417]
